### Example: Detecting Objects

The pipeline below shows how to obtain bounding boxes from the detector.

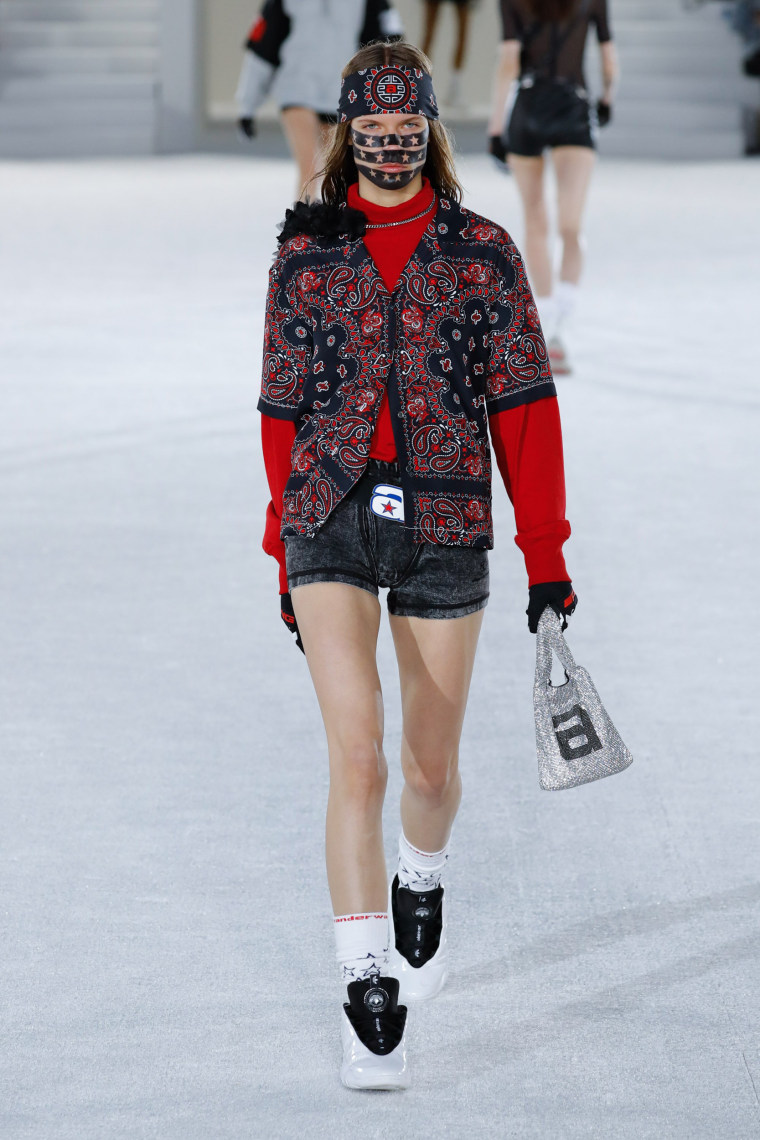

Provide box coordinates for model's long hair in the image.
[318,41,463,206]
[526,0,577,20]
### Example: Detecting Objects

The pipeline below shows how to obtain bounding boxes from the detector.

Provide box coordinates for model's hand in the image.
[527,582,578,634]
[238,117,256,140]
[596,100,612,128]
[280,592,304,653]
[488,134,510,171]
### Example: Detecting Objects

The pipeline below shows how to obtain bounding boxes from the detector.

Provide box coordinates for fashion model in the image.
[488,0,619,373]
[236,0,402,197]
[259,40,577,1089]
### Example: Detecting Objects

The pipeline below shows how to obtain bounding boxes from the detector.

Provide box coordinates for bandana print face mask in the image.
[350,122,429,190]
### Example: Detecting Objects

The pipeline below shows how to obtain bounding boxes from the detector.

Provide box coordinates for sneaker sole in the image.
[341,1069,411,1091]
[340,1008,410,1090]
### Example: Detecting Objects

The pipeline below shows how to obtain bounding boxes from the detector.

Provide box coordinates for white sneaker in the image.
[340,976,410,1090]
[548,335,572,376]
[389,876,448,1003]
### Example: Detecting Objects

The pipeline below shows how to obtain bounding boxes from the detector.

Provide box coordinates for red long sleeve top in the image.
[261,178,570,595]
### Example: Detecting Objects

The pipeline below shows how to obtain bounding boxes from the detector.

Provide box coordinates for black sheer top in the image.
[499,0,612,87]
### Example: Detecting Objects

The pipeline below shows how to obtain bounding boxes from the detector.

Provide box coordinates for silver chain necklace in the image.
[363,198,437,230]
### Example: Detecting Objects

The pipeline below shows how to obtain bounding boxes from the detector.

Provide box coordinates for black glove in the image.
[238,117,256,140]
[280,592,304,653]
[527,581,578,634]
[488,134,510,171]
[596,100,612,128]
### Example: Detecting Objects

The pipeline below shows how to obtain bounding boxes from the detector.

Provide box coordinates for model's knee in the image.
[333,738,388,805]
[559,224,581,247]
[403,751,460,807]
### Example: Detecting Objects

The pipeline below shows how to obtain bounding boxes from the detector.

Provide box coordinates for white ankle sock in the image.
[334,913,389,983]
[536,294,557,341]
[397,833,449,893]
[555,281,579,332]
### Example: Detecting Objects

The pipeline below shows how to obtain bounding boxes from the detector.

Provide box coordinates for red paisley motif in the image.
[362,309,383,336]
[402,305,424,331]
[416,492,492,544]
[411,425,461,474]
[263,198,550,544]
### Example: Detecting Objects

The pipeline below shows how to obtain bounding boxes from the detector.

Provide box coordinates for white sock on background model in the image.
[555,280,579,333]
[536,294,557,341]
[397,832,449,894]
[446,68,464,106]
[334,913,389,983]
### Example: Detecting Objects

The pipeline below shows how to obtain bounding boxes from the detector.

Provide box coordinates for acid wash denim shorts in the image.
[284,460,490,620]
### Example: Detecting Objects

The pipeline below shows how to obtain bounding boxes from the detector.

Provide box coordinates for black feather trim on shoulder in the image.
[277,201,366,246]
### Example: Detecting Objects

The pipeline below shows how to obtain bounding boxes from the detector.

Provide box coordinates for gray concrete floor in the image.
[1,155,759,1139]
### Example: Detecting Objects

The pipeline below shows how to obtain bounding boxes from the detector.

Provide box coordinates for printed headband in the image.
[338,65,439,123]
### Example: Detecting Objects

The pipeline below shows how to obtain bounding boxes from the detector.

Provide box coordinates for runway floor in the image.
[2,154,759,1138]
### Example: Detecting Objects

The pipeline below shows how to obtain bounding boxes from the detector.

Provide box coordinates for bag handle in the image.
[535,608,578,683]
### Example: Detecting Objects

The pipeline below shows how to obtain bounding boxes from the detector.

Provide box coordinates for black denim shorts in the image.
[506,79,594,157]
[284,460,490,620]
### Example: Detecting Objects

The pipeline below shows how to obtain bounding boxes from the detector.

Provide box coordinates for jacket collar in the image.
[336,197,468,299]
[278,196,472,304]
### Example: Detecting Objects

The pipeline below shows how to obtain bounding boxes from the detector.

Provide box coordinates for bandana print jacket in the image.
[258,196,556,548]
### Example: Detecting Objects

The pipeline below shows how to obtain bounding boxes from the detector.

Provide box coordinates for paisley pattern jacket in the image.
[258,196,556,548]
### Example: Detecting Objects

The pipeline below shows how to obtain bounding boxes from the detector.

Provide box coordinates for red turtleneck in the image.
[261,178,570,594]
[347,179,437,461]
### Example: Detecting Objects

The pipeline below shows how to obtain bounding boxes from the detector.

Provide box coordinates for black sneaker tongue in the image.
[346,975,400,1017]
[392,876,445,968]
[396,881,444,922]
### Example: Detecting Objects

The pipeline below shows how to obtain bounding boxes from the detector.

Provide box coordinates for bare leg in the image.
[291,583,387,916]
[318,118,334,162]
[421,0,441,58]
[453,3,471,72]
[389,610,484,853]
[508,153,553,298]
[551,145,596,284]
[280,106,324,201]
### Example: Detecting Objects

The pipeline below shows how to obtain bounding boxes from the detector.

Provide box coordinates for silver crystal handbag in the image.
[534,609,633,791]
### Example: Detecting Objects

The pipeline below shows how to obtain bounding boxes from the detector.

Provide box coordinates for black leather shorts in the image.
[506,78,594,157]
[284,460,489,620]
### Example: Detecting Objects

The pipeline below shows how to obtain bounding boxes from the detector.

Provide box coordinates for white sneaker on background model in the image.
[548,335,572,376]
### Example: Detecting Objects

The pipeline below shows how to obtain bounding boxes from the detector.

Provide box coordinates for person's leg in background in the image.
[509,153,556,340]
[549,145,596,371]
[280,106,325,199]
[421,0,442,59]
[447,1,472,107]
[552,145,595,289]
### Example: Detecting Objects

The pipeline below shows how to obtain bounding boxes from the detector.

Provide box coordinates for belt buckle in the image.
[370,482,405,523]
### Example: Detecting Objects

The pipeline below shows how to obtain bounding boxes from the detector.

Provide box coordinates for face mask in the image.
[350,122,429,190]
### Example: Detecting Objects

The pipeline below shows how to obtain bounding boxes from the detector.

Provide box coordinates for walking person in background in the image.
[236,0,402,197]
[726,0,760,153]
[259,39,576,1089]
[488,0,618,373]
[419,0,474,106]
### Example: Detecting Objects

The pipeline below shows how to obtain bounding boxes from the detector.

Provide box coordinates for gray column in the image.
[158,0,202,152]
